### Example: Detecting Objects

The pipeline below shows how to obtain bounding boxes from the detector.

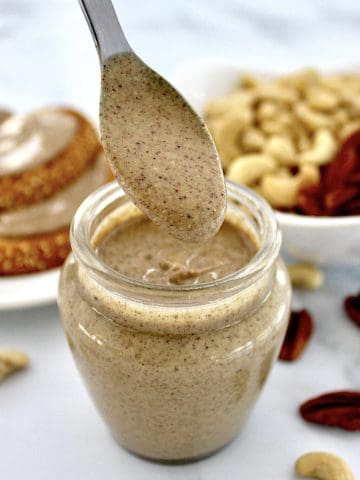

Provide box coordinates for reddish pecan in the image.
[297,185,324,216]
[344,292,360,328]
[346,197,360,215]
[296,129,360,216]
[325,130,360,191]
[279,309,313,361]
[324,186,359,214]
[300,391,360,431]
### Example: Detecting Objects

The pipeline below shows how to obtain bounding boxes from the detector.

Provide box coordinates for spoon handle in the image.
[78,0,131,64]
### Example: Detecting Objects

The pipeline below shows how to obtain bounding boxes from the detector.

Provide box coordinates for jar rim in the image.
[71,180,281,293]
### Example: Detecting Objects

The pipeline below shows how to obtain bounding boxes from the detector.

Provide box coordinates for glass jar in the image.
[58,180,291,462]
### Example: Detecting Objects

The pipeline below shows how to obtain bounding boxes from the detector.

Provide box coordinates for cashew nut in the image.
[287,263,324,289]
[259,164,319,208]
[293,122,312,152]
[339,120,360,141]
[318,76,343,94]
[205,91,254,119]
[295,103,334,130]
[340,92,360,117]
[259,171,300,208]
[278,68,319,92]
[240,128,266,152]
[306,86,339,112]
[227,153,276,186]
[276,167,292,177]
[298,163,321,188]
[0,349,29,381]
[210,109,253,166]
[260,119,288,136]
[339,74,360,91]
[295,451,354,480]
[239,73,263,89]
[297,133,312,152]
[264,135,296,166]
[299,129,337,165]
[334,108,349,127]
[277,111,293,129]
[257,100,279,121]
[255,83,299,104]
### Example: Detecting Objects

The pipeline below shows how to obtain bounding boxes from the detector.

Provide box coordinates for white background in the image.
[0,1,359,478]
[2,0,360,118]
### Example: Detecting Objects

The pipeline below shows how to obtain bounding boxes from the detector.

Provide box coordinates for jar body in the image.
[58,255,290,461]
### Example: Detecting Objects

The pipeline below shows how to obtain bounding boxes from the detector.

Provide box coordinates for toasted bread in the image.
[0,226,70,275]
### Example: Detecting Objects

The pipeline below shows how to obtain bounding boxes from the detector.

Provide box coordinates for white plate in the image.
[0,268,60,311]
[171,58,360,265]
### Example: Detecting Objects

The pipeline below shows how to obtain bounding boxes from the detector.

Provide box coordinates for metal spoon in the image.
[78,0,130,64]
[78,0,226,242]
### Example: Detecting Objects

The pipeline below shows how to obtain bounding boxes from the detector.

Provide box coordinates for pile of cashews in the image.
[205,69,360,209]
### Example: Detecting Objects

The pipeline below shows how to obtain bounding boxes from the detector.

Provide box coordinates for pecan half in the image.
[324,186,359,214]
[325,130,360,191]
[279,309,313,361]
[300,391,360,431]
[344,292,360,328]
[296,129,360,216]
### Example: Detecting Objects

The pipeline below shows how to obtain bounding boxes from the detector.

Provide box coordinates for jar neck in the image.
[70,181,281,332]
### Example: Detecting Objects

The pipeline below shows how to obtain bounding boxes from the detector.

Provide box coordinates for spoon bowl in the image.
[78,0,226,242]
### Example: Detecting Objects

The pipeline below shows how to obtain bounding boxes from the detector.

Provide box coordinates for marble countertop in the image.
[0,1,359,478]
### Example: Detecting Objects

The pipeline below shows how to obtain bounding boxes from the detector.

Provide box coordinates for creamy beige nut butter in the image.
[0,152,107,236]
[100,53,226,242]
[97,217,256,285]
[0,109,78,176]
[58,181,291,461]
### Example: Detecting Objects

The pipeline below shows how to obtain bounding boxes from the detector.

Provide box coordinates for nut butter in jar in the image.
[58,180,291,462]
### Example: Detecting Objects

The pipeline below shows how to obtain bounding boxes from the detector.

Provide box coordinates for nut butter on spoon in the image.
[79,0,226,242]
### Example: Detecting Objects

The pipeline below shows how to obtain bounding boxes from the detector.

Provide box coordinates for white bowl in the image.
[171,58,360,266]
